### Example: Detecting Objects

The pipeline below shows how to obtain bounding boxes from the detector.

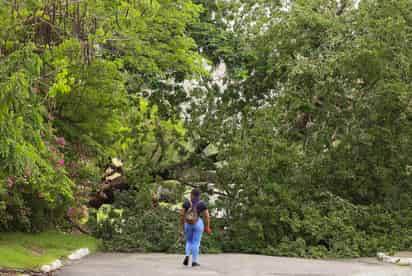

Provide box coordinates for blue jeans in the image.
[185,218,204,262]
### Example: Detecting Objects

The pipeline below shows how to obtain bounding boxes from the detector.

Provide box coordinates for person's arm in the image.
[203,209,212,234]
[179,208,186,234]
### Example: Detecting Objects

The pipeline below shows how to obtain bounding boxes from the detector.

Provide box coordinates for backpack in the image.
[185,200,199,224]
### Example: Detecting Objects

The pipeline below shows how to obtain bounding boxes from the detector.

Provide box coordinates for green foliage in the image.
[89,0,412,259]
[91,190,222,253]
[232,0,412,207]
[212,101,412,257]
[0,0,205,232]
[0,46,73,232]
[48,38,128,156]
[2,0,412,260]
[224,191,412,258]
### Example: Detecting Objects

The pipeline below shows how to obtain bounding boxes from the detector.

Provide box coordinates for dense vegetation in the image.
[1,0,411,258]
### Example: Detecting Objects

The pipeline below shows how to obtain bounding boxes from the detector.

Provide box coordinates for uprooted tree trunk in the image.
[89,143,225,209]
[89,158,128,209]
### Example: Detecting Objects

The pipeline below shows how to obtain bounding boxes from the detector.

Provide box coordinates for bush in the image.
[0,46,74,232]
[89,185,412,258]
[222,191,412,258]
[90,189,223,253]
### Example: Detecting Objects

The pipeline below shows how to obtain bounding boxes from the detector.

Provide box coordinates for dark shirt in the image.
[183,199,207,216]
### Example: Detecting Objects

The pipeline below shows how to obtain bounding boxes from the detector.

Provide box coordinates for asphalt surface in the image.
[56,253,412,276]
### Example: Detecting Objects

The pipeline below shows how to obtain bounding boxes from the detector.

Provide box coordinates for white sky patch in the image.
[281,0,292,12]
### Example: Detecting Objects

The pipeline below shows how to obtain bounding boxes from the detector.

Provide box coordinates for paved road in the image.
[56,253,412,276]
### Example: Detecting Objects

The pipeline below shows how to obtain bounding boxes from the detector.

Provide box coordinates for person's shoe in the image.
[183,256,189,266]
[192,262,200,267]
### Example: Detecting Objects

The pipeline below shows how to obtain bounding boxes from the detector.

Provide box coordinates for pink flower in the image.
[55,137,66,146]
[57,159,65,166]
[67,207,76,219]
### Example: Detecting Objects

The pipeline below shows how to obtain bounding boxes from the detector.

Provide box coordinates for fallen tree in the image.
[89,158,128,209]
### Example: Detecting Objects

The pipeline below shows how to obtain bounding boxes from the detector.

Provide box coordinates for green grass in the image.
[0,231,101,269]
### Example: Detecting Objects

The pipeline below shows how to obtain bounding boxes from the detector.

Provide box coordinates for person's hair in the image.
[191,188,200,204]
[191,188,200,198]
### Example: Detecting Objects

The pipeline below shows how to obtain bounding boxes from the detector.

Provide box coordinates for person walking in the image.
[180,188,212,267]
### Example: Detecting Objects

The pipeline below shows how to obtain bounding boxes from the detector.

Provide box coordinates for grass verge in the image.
[0,231,101,269]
